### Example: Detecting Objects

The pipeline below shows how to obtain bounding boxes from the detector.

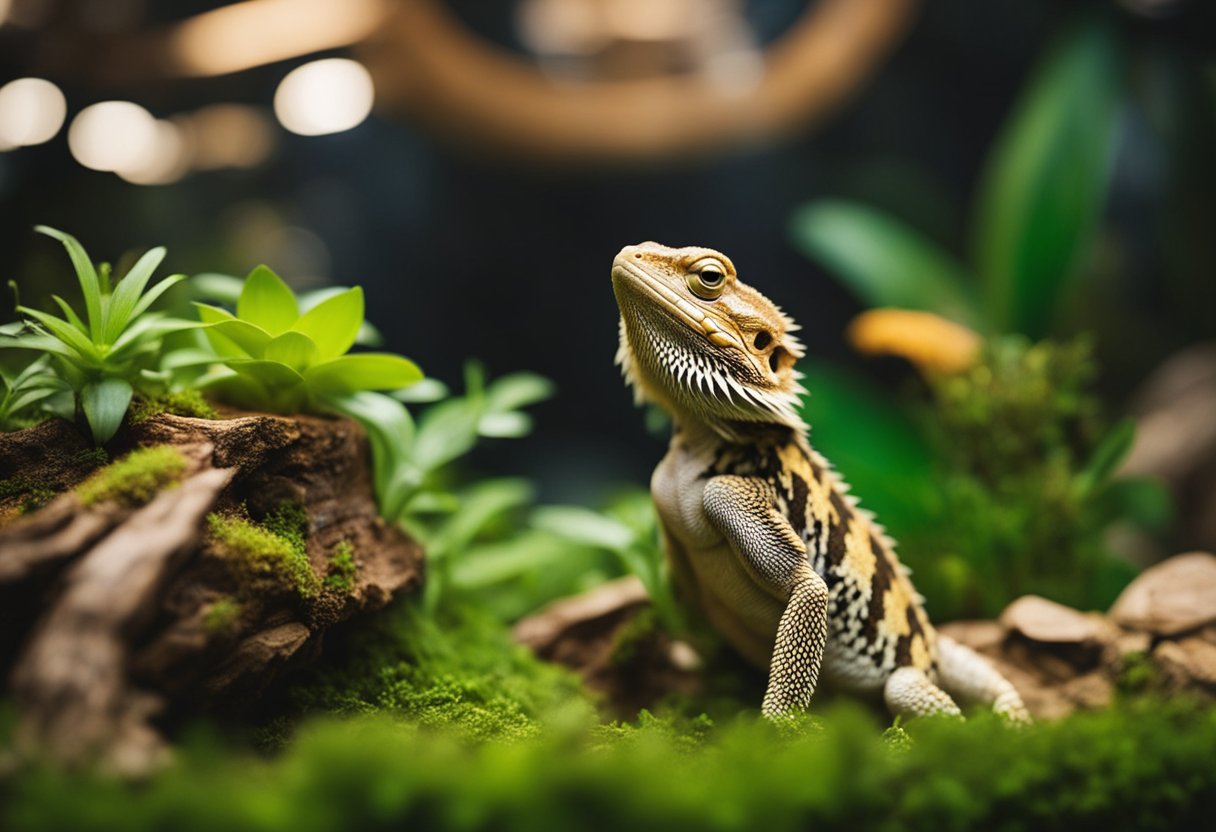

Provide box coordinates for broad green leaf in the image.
[160,348,223,370]
[301,286,384,347]
[50,295,88,335]
[790,201,978,326]
[190,273,244,306]
[264,331,318,371]
[8,385,64,415]
[196,308,272,358]
[1073,418,1135,496]
[36,225,103,341]
[236,265,298,335]
[105,245,167,341]
[127,274,187,323]
[227,358,305,388]
[484,372,555,413]
[291,286,363,360]
[974,19,1122,337]
[304,353,423,397]
[81,378,133,444]
[532,506,636,551]
[17,306,101,363]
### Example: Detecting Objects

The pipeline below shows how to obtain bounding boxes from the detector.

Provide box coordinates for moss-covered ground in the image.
[206,503,320,600]
[2,597,1213,831]
[75,445,186,507]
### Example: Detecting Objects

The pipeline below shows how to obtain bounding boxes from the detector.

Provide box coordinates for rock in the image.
[936,619,1006,655]
[1109,552,1216,636]
[1153,638,1216,690]
[1000,595,1114,645]
[1059,672,1114,710]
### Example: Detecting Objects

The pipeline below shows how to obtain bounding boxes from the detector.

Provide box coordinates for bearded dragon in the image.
[612,241,1028,721]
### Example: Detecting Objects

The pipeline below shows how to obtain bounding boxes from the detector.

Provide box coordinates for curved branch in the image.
[360,0,919,163]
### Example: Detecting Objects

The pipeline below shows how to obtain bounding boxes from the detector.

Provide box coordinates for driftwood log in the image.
[0,411,424,773]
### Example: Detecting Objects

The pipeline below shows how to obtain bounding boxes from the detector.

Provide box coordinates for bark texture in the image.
[0,411,424,772]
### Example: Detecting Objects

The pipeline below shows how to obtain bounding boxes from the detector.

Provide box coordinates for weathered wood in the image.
[0,411,425,771]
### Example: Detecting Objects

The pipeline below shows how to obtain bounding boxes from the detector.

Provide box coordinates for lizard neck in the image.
[670,411,808,455]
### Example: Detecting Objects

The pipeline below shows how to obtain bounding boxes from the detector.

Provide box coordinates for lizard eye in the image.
[687,258,728,299]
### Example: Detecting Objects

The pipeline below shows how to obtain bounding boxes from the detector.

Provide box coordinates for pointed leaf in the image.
[108,316,201,359]
[790,201,978,326]
[50,295,88,335]
[304,353,423,397]
[975,20,1121,336]
[291,286,363,360]
[105,246,166,341]
[264,331,318,371]
[237,265,298,335]
[127,274,187,322]
[2,332,82,361]
[17,306,100,363]
[81,378,133,444]
[36,225,103,341]
[1074,418,1136,496]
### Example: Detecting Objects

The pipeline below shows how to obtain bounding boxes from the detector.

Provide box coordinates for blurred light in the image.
[118,119,190,185]
[170,0,388,77]
[1,0,52,28]
[184,104,276,169]
[67,101,157,172]
[0,78,67,148]
[274,59,374,136]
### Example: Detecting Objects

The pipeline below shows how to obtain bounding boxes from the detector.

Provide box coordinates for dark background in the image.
[2,0,1213,502]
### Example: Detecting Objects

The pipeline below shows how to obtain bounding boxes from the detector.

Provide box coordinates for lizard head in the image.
[612,241,805,439]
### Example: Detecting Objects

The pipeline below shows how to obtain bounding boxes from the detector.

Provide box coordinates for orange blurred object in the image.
[847,309,981,374]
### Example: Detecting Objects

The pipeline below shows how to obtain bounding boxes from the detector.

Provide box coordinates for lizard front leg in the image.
[703,475,829,718]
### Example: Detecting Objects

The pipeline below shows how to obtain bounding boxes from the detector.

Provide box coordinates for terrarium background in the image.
[2,0,1211,508]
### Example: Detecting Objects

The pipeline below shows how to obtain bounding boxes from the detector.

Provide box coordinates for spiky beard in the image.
[616,318,807,443]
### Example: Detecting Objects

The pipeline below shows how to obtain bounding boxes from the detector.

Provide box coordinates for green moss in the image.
[206,509,319,600]
[261,502,309,558]
[203,597,242,636]
[71,447,110,469]
[76,446,186,507]
[323,541,358,593]
[287,601,593,745]
[5,698,1216,831]
[128,391,218,424]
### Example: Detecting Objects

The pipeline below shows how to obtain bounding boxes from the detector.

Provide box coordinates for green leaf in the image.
[1074,418,1136,496]
[17,306,101,364]
[304,353,423,397]
[1,332,83,361]
[532,506,636,552]
[227,359,305,388]
[264,331,318,371]
[236,265,298,335]
[50,295,88,335]
[790,201,978,325]
[196,306,272,358]
[105,246,166,341]
[393,378,449,403]
[127,274,187,323]
[974,19,1122,337]
[484,372,555,413]
[190,273,244,306]
[36,225,103,341]
[478,411,533,438]
[409,398,482,474]
[291,286,363,360]
[108,315,201,359]
[428,478,534,561]
[81,378,134,444]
